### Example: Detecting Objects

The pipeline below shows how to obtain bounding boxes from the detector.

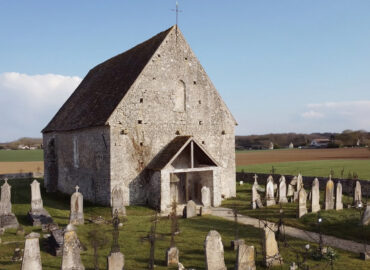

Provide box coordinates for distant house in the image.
[288,142,294,149]
[310,139,330,148]
[18,145,30,150]
[269,142,274,150]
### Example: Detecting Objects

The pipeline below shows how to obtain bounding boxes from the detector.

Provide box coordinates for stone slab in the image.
[0,213,19,229]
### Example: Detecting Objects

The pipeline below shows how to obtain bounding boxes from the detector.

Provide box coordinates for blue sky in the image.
[1,1,370,141]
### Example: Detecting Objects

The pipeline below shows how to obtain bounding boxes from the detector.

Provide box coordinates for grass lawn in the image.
[237,159,370,180]
[0,179,369,269]
[0,150,43,162]
[222,183,370,244]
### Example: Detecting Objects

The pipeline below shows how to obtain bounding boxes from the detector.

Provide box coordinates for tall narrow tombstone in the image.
[262,224,283,267]
[361,206,370,226]
[311,178,320,213]
[111,185,126,217]
[325,176,335,210]
[28,179,53,226]
[235,243,256,270]
[107,210,124,270]
[265,176,276,206]
[204,230,226,270]
[0,178,19,229]
[251,181,262,209]
[353,181,362,207]
[69,186,84,225]
[201,186,212,215]
[298,188,308,218]
[297,174,303,192]
[278,176,288,203]
[61,224,85,270]
[21,232,42,270]
[335,182,343,210]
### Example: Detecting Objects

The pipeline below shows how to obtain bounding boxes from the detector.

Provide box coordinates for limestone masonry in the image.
[42,25,237,212]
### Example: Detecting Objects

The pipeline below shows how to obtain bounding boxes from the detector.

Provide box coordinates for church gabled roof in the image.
[42,26,174,133]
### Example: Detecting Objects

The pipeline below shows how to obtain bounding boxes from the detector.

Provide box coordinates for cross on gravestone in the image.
[253,174,258,185]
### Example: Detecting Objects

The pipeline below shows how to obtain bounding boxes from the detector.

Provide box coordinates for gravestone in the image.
[201,186,211,207]
[111,185,126,217]
[325,177,335,210]
[204,230,226,270]
[185,200,197,218]
[28,179,53,226]
[252,183,261,209]
[278,176,288,203]
[47,224,64,256]
[298,188,307,218]
[0,178,19,229]
[235,243,256,270]
[361,206,370,226]
[61,224,85,270]
[69,186,84,225]
[262,224,283,267]
[335,182,343,210]
[21,232,42,270]
[166,246,179,266]
[297,174,303,192]
[311,178,320,213]
[265,177,276,206]
[108,210,124,270]
[108,252,125,270]
[353,181,362,207]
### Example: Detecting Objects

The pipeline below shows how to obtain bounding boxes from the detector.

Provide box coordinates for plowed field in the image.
[0,161,44,174]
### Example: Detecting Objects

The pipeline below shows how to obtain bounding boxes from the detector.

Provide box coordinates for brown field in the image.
[0,161,44,174]
[236,147,370,166]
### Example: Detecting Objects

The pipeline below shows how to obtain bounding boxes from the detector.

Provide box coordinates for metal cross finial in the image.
[171,1,182,26]
[75,185,79,193]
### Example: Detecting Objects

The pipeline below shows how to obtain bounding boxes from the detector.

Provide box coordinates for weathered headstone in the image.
[252,182,262,209]
[28,179,53,226]
[201,186,211,207]
[21,232,42,270]
[311,178,320,213]
[265,176,276,206]
[298,188,307,218]
[204,230,226,270]
[166,246,179,266]
[111,185,126,217]
[235,243,256,270]
[0,178,19,229]
[108,210,124,270]
[47,224,64,256]
[61,224,85,270]
[262,224,283,267]
[185,200,197,218]
[297,174,303,192]
[278,176,288,203]
[69,186,84,225]
[325,177,335,210]
[353,181,362,207]
[108,252,125,270]
[335,182,343,210]
[361,205,370,226]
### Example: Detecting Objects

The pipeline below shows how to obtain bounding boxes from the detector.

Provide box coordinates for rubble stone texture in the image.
[42,26,237,212]
[335,182,343,210]
[298,188,308,218]
[0,179,19,229]
[262,225,283,267]
[265,177,276,206]
[69,186,84,225]
[107,252,124,270]
[21,232,42,270]
[204,230,227,270]
[278,176,288,203]
[166,246,179,266]
[61,224,85,270]
[111,185,126,217]
[311,178,320,213]
[235,243,256,270]
[325,177,335,210]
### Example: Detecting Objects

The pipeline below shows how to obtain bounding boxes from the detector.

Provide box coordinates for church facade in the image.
[42,26,237,212]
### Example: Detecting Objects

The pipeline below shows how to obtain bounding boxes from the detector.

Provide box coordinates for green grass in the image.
[0,150,43,162]
[222,183,370,244]
[0,179,369,269]
[237,159,370,180]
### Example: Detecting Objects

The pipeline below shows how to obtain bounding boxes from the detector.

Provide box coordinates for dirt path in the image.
[0,161,44,174]
[211,207,370,254]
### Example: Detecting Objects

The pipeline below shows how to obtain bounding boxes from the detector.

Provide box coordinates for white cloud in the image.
[301,110,324,119]
[0,72,82,142]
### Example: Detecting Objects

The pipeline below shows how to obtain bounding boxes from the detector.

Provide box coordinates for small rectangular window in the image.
[138,120,142,124]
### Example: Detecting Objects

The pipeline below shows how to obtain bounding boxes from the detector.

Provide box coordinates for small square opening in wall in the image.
[184,57,188,60]
[157,54,161,57]
[222,130,226,135]
[140,142,143,146]
[120,129,128,135]
[199,121,203,125]
[202,141,205,145]
[193,81,196,85]
[138,120,142,124]
[175,130,180,135]
[198,100,201,105]
[140,98,143,103]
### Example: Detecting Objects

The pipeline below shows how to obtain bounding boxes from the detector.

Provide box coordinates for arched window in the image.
[173,80,186,112]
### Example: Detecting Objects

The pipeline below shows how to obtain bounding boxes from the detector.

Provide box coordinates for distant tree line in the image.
[236,130,370,150]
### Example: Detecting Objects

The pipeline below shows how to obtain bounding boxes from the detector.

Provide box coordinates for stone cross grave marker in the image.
[325,176,335,210]
[311,178,320,213]
[235,243,256,270]
[21,232,42,270]
[61,224,85,270]
[0,178,19,229]
[262,224,283,267]
[204,230,227,270]
[70,185,84,225]
[298,187,308,218]
[112,185,126,217]
[266,176,276,206]
[278,176,288,203]
[108,210,124,270]
[335,181,343,210]
[353,181,362,207]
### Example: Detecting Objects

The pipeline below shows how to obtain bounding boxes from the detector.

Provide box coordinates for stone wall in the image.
[0,172,43,180]
[237,172,370,197]
[108,27,236,206]
[43,126,111,205]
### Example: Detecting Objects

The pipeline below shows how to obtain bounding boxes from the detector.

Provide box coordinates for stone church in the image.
[42,25,237,213]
